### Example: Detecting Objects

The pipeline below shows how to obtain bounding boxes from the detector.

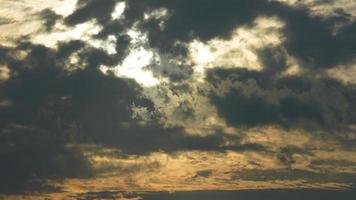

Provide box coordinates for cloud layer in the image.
[1,0,356,197]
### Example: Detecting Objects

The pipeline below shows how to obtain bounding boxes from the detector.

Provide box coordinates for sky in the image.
[0,0,356,199]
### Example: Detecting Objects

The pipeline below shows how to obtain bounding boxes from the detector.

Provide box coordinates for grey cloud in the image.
[64,0,118,26]
[0,41,272,193]
[39,9,62,32]
[274,4,356,69]
[0,17,13,26]
[57,0,356,81]
[129,0,356,69]
[0,126,92,194]
[0,42,148,192]
[233,169,356,185]
[207,68,356,130]
[140,190,356,200]
[276,146,313,167]
[2,0,356,195]
[310,159,356,168]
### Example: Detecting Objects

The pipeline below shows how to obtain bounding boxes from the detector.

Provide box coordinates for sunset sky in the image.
[1,0,356,199]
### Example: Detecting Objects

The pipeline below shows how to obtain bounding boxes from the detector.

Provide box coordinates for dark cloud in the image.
[59,0,356,81]
[193,170,213,178]
[88,124,268,154]
[207,68,356,130]
[114,34,132,63]
[1,41,150,137]
[0,41,270,193]
[0,17,13,26]
[0,43,98,191]
[2,0,356,194]
[172,100,195,121]
[275,76,312,93]
[232,169,356,186]
[62,0,276,80]
[0,42,147,192]
[257,47,288,75]
[39,9,63,32]
[123,0,356,69]
[140,190,356,200]
[56,40,85,59]
[211,91,280,127]
[74,191,128,200]
[310,159,356,168]
[65,0,118,26]
[276,146,313,168]
[274,5,356,68]
[0,126,92,194]
[135,0,269,50]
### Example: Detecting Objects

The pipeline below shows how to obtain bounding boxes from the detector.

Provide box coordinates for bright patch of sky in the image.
[189,17,285,81]
[101,29,165,87]
[105,46,161,87]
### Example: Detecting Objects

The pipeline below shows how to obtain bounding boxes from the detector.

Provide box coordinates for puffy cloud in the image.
[207,67,356,130]
[0,41,153,192]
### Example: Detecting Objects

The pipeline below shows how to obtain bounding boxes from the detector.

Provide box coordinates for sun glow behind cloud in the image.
[189,17,285,81]
[18,0,162,87]
[100,29,164,87]
[108,47,161,87]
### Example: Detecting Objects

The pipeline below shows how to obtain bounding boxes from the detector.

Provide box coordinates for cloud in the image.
[276,145,313,167]
[59,0,356,80]
[0,17,13,26]
[1,0,356,195]
[274,4,356,68]
[0,41,151,192]
[121,0,356,69]
[39,9,63,32]
[233,169,356,184]
[64,0,118,26]
[0,126,92,193]
[207,67,356,130]
[137,190,356,200]
[0,41,271,193]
